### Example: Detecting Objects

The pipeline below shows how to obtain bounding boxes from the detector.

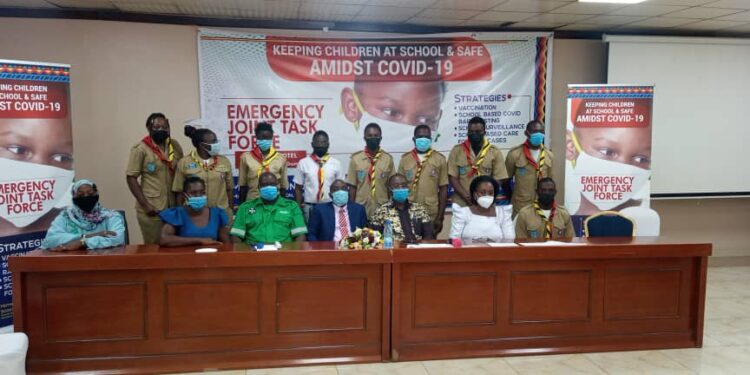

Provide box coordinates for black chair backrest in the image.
[584,211,635,237]
[115,210,130,245]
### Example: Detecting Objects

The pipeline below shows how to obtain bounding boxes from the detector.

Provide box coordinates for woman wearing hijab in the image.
[41,179,126,250]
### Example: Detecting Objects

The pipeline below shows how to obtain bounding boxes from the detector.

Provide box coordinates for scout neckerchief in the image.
[142,136,175,173]
[364,147,382,197]
[251,145,279,179]
[462,138,490,177]
[533,200,557,239]
[310,153,330,202]
[523,140,547,179]
[190,150,218,171]
[410,148,433,190]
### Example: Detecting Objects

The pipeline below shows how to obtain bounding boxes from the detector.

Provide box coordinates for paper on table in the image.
[518,241,585,247]
[256,244,279,251]
[406,243,454,249]
[487,243,519,247]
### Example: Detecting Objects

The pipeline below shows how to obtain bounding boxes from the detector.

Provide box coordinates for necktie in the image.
[338,207,349,238]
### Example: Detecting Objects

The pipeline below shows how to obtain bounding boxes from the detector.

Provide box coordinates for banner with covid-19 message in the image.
[198,29,553,195]
[565,84,657,236]
[0,59,73,327]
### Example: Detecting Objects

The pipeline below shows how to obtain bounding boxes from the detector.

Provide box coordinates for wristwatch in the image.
[80,234,87,247]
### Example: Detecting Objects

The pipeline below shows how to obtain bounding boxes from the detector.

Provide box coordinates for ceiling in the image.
[1,0,750,36]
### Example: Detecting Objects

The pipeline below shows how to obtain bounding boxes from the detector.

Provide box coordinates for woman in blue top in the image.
[41,179,125,250]
[159,176,230,247]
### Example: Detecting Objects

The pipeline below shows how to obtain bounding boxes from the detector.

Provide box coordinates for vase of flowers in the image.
[339,227,384,250]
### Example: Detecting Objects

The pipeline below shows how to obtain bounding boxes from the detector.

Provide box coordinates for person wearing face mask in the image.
[231,172,307,244]
[515,178,574,240]
[41,179,125,250]
[159,176,230,247]
[398,125,448,234]
[449,175,514,243]
[172,127,234,221]
[306,179,368,242]
[505,120,555,218]
[238,122,288,204]
[126,113,184,244]
[294,131,345,222]
[368,174,434,243]
[347,123,395,218]
[448,116,508,208]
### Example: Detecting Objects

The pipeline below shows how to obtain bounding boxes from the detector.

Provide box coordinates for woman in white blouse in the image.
[449,175,515,243]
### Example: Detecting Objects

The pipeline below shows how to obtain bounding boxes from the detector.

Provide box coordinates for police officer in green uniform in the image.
[126,113,184,244]
[230,172,307,244]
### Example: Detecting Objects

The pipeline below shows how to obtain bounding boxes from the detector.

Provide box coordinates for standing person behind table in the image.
[516,178,575,240]
[294,130,345,222]
[448,116,508,208]
[172,127,234,221]
[307,179,368,242]
[347,123,394,218]
[505,120,554,218]
[126,113,184,244]
[449,175,514,243]
[41,179,125,251]
[398,125,448,234]
[159,176,230,247]
[238,122,288,204]
[368,174,434,243]
[231,172,307,245]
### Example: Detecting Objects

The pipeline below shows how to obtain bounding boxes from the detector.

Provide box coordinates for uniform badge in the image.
[147,162,157,172]
[557,229,565,236]
[248,207,256,215]
[406,170,414,180]
[528,230,539,239]
[357,170,366,181]
[430,167,438,177]
[458,166,467,175]
[518,167,526,176]
[188,162,198,169]
[380,172,387,178]
[483,167,492,174]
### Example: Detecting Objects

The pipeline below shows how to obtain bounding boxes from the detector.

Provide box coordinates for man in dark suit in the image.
[308,179,368,241]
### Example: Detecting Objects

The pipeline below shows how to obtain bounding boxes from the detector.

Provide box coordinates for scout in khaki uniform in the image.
[515,178,574,240]
[347,123,394,218]
[448,116,508,207]
[398,125,448,233]
[172,128,234,221]
[505,120,554,218]
[126,113,184,244]
[238,122,288,204]
[231,172,307,244]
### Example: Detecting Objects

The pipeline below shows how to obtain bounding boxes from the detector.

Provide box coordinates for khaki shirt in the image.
[126,139,184,213]
[398,150,448,221]
[505,145,555,217]
[172,152,234,210]
[346,150,395,218]
[515,204,574,240]
[238,150,288,201]
[230,197,307,244]
[447,142,508,207]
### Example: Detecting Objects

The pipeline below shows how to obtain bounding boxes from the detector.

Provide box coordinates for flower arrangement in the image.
[339,227,384,250]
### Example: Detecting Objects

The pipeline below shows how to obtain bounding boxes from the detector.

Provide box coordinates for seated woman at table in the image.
[449,175,514,243]
[159,176,230,247]
[41,179,126,251]
[369,173,434,243]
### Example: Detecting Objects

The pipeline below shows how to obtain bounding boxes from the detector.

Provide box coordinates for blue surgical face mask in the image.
[392,188,410,203]
[529,132,545,146]
[186,195,207,211]
[331,190,349,207]
[256,139,273,152]
[414,137,432,153]
[259,185,279,201]
[202,142,221,156]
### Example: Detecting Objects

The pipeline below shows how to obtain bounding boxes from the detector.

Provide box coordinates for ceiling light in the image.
[579,0,648,4]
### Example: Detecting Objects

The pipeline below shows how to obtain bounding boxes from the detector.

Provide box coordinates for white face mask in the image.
[0,157,75,228]
[571,150,650,211]
[476,195,495,209]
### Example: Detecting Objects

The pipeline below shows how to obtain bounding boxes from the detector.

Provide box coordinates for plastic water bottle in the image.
[383,220,394,249]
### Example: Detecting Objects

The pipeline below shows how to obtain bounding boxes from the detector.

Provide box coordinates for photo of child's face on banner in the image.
[0,65,74,237]
[564,86,653,216]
